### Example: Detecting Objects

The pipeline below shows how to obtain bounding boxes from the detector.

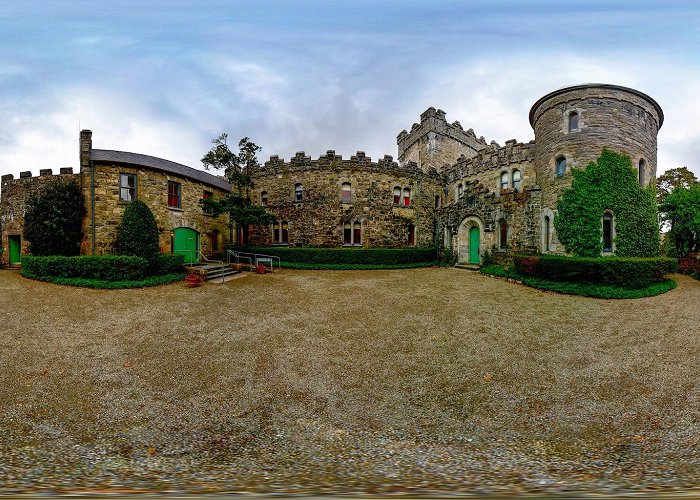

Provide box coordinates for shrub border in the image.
[480,265,677,299]
[278,261,437,270]
[21,271,186,289]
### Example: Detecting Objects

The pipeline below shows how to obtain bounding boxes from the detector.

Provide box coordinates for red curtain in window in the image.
[168,182,180,207]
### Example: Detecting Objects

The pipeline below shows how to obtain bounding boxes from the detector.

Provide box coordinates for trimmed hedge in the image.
[240,246,437,265]
[481,265,677,299]
[21,254,185,282]
[278,261,437,270]
[21,271,186,289]
[513,254,677,289]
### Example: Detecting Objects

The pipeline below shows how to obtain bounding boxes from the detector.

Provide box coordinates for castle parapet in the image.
[445,139,535,182]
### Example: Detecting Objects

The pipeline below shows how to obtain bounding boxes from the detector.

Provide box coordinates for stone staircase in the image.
[454,263,481,271]
[187,262,240,282]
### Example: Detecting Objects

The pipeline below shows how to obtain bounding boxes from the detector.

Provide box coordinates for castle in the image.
[1,84,663,266]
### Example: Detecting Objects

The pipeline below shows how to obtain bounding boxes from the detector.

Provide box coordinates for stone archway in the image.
[457,216,485,264]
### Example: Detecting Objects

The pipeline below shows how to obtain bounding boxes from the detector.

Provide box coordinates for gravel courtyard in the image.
[1,268,700,496]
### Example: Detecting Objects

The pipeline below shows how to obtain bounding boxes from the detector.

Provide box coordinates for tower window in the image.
[639,159,646,186]
[512,170,522,191]
[457,183,463,199]
[294,183,303,202]
[555,157,567,177]
[341,182,352,203]
[602,212,614,253]
[568,111,579,132]
[402,188,411,207]
[393,186,401,205]
[500,171,509,190]
[544,215,551,252]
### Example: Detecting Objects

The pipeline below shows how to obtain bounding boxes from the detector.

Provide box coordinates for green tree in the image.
[656,166,698,205]
[115,200,160,266]
[200,134,274,244]
[23,179,86,256]
[554,150,659,257]
[660,184,700,258]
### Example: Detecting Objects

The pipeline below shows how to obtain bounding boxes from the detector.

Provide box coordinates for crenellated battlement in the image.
[397,107,490,172]
[258,150,439,179]
[444,139,535,183]
[1,168,76,186]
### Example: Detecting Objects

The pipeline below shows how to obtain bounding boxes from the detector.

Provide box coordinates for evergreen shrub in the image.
[116,201,160,266]
[242,246,436,265]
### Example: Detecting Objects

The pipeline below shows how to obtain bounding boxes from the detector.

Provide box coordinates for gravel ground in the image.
[1,268,699,496]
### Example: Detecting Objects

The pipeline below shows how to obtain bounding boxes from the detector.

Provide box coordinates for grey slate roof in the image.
[91,149,231,191]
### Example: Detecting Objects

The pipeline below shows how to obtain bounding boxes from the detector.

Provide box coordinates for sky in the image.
[1,0,699,181]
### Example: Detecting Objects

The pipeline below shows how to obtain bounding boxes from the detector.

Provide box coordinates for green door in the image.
[173,227,199,264]
[469,226,480,264]
[8,235,21,265]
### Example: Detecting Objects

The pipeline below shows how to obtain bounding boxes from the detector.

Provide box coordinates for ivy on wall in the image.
[554,150,659,257]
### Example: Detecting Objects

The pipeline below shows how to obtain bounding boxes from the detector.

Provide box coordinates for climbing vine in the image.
[554,149,659,257]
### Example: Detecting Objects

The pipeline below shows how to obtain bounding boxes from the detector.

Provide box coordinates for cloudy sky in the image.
[1,0,699,180]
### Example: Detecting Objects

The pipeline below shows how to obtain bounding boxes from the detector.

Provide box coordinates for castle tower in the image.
[397,107,488,174]
[529,84,663,208]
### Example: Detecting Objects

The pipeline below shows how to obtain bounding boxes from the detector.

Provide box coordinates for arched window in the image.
[543,215,550,252]
[393,186,401,205]
[500,171,509,190]
[602,212,614,253]
[343,220,362,245]
[407,224,415,246]
[512,169,522,191]
[568,111,579,132]
[294,183,303,202]
[260,191,268,206]
[555,157,566,177]
[402,188,411,207]
[273,220,289,244]
[499,220,507,250]
[638,159,646,186]
[435,194,441,208]
[457,183,463,199]
[341,182,352,203]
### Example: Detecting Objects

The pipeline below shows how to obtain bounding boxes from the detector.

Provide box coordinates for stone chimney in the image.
[80,129,92,173]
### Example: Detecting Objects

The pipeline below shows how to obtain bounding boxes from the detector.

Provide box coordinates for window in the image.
[402,188,411,207]
[272,220,289,244]
[568,111,579,132]
[435,194,441,208]
[211,229,219,251]
[202,191,213,214]
[499,220,507,250]
[500,171,509,190]
[457,183,463,199]
[544,215,551,252]
[555,157,567,177]
[639,159,646,186]
[295,183,303,202]
[602,212,614,253]
[512,170,522,191]
[168,181,181,208]
[407,224,415,246]
[341,182,352,203]
[393,186,401,205]
[343,221,361,245]
[120,173,136,202]
[260,191,268,206]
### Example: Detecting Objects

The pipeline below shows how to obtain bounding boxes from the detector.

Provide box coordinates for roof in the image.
[529,83,664,129]
[91,149,231,191]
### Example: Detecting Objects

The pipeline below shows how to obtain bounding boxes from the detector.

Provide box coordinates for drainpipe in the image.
[90,159,95,255]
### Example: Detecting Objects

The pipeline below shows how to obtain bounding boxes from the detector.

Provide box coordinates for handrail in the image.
[199,251,225,283]
[226,249,253,266]
[234,251,281,271]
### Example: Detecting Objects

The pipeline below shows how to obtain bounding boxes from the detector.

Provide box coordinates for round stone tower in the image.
[529,84,663,207]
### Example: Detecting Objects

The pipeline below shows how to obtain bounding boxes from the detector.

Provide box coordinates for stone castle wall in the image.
[397,107,488,173]
[83,163,231,255]
[249,151,442,247]
[1,169,79,263]
[531,85,662,212]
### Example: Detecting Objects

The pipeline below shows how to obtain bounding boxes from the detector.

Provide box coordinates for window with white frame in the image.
[512,170,522,191]
[393,186,401,205]
[343,220,362,245]
[272,220,289,244]
[500,171,509,190]
[402,188,411,207]
[120,173,136,202]
[341,182,352,203]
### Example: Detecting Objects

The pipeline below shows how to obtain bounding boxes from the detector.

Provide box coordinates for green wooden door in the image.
[173,227,199,264]
[469,226,480,264]
[8,235,21,265]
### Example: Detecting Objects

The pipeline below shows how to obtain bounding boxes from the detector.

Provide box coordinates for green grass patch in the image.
[279,261,438,270]
[480,265,677,299]
[21,271,186,289]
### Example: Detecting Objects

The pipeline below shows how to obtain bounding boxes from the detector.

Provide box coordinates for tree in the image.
[660,184,700,258]
[23,179,86,256]
[200,134,274,245]
[554,150,659,257]
[115,200,160,265]
[656,166,698,205]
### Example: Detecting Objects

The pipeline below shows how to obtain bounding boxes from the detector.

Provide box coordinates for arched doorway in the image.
[457,217,483,265]
[173,227,199,264]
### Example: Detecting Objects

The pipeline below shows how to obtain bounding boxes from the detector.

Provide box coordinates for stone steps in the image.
[454,263,481,271]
